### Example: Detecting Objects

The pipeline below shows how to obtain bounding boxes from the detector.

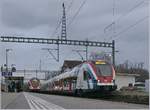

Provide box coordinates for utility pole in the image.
[39,59,42,71]
[72,49,87,61]
[36,70,37,78]
[61,3,67,40]
[112,40,115,66]
[112,0,116,38]
[85,46,88,61]
[85,39,88,61]
[6,49,12,71]
[57,36,60,62]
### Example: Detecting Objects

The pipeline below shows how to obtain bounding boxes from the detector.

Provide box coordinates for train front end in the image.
[28,78,41,91]
[91,60,117,91]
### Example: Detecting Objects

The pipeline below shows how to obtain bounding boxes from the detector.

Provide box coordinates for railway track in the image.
[29,90,149,105]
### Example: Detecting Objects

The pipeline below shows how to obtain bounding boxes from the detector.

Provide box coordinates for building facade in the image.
[115,73,137,90]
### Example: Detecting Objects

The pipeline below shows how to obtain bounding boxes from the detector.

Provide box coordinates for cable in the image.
[67,0,74,12]
[109,16,148,40]
[51,19,61,37]
[68,0,87,27]
[116,0,146,23]
[104,0,146,33]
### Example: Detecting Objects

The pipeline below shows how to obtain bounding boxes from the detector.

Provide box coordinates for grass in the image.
[71,90,149,105]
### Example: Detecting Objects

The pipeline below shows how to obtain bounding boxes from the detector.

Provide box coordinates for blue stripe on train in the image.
[84,64,97,89]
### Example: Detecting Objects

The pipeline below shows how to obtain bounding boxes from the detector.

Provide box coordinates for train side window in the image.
[88,74,91,79]
[84,71,91,80]
[83,71,88,80]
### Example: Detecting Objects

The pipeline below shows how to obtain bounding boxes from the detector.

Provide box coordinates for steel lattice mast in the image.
[61,3,67,40]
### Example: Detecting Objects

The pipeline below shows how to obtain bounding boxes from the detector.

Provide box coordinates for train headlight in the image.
[98,80,101,83]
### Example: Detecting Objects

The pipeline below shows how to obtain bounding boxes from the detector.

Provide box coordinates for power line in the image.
[72,49,86,61]
[112,0,116,41]
[109,16,148,40]
[51,19,61,37]
[116,0,146,23]
[104,0,146,33]
[67,0,74,12]
[68,0,87,27]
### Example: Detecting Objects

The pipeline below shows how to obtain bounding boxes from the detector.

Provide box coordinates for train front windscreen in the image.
[94,61,112,76]
[30,78,40,88]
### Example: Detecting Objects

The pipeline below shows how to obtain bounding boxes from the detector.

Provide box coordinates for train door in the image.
[82,70,89,90]
[71,78,77,91]
[83,70,94,90]
[76,68,89,90]
[68,79,71,91]
[76,68,83,89]
[68,77,77,92]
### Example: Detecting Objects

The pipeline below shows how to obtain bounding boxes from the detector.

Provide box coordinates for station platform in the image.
[1,92,149,109]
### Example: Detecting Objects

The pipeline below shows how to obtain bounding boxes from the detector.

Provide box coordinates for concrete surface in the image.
[1,92,149,109]
[1,92,21,109]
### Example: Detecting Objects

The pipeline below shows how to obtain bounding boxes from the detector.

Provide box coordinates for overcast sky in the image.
[0,0,149,71]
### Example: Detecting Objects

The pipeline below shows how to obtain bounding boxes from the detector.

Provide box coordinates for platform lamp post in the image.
[6,49,13,72]
[4,49,12,92]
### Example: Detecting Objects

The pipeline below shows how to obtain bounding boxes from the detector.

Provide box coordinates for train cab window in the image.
[94,61,112,76]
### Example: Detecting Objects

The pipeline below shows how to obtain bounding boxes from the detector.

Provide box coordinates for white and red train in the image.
[28,77,40,91]
[39,60,117,95]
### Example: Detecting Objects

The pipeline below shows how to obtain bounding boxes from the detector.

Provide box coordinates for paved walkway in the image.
[1,92,149,109]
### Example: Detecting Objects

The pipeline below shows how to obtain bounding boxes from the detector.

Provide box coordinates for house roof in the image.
[61,60,83,73]
[62,60,83,69]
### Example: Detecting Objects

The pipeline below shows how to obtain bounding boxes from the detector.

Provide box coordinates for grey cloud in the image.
[0,0,149,70]
[1,0,60,29]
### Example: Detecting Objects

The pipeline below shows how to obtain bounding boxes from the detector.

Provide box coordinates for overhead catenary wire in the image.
[67,0,87,27]
[104,0,148,42]
[51,19,62,37]
[66,0,74,12]
[115,0,146,23]
[104,0,146,33]
[109,16,149,40]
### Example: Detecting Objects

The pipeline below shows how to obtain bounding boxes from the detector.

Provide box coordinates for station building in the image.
[115,73,138,90]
